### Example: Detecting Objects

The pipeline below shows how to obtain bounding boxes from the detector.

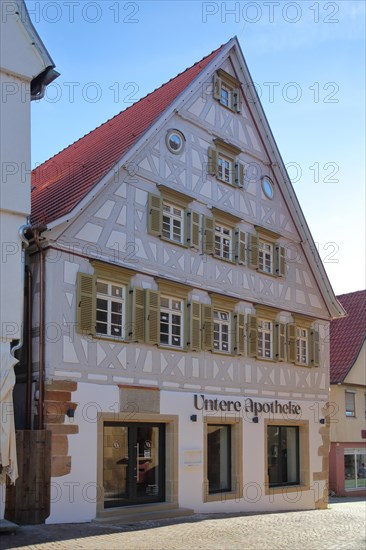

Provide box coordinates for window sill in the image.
[257,356,276,363]
[161,236,188,250]
[257,268,281,279]
[211,349,236,357]
[158,344,187,353]
[213,254,235,264]
[265,484,309,496]
[204,489,242,503]
[295,361,311,368]
[95,334,129,344]
[217,100,237,114]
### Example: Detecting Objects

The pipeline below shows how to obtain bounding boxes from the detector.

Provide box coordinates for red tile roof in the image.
[31,44,226,225]
[330,290,366,383]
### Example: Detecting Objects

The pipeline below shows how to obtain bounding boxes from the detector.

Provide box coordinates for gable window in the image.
[267,426,300,487]
[296,327,308,365]
[345,391,356,417]
[162,202,184,244]
[96,280,125,338]
[259,241,273,273]
[207,139,244,188]
[217,154,233,184]
[160,296,183,349]
[213,69,241,113]
[213,310,231,353]
[258,320,273,359]
[148,189,200,250]
[215,223,232,260]
[248,228,286,277]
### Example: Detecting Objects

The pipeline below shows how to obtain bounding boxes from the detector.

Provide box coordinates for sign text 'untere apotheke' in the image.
[193,394,301,416]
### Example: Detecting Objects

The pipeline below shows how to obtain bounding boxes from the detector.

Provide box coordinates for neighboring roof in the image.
[31,44,224,225]
[330,290,366,383]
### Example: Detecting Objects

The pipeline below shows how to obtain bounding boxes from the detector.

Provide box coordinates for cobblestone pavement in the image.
[1,498,365,550]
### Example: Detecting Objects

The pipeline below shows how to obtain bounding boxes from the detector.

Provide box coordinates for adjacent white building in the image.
[0,0,58,522]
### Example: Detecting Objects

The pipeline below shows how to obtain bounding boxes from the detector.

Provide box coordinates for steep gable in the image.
[31,44,224,225]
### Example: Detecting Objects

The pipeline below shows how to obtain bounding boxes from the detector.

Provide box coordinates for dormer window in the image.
[213,69,241,113]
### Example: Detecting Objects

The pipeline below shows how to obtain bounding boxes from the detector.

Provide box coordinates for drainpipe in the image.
[25,267,33,430]
[10,224,31,358]
[33,230,45,430]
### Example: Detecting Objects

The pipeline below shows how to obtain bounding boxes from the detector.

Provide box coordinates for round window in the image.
[166,129,185,154]
[262,177,274,199]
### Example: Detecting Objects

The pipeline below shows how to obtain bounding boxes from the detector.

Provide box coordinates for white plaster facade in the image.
[28,38,343,523]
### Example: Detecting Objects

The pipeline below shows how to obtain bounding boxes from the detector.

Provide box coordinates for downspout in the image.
[10,224,31,358]
[25,267,33,430]
[33,230,45,430]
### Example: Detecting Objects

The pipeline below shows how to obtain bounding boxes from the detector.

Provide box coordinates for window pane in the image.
[345,392,355,417]
[96,322,107,335]
[96,310,108,323]
[207,425,231,493]
[97,298,108,310]
[344,454,356,489]
[268,426,299,487]
[97,282,108,294]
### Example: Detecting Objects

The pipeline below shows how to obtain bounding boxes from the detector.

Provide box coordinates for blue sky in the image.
[28,0,365,296]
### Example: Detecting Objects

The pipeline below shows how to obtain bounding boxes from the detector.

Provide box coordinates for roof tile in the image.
[330,290,366,383]
[31,44,225,225]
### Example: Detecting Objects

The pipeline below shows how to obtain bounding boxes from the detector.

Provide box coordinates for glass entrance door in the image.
[103,422,165,508]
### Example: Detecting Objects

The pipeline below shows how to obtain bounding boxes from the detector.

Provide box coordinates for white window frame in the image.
[213,310,231,353]
[259,241,273,274]
[345,391,356,417]
[217,154,233,185]
[96,279,125,339]
[215,223,232,261]
[258,319,273,359]
[296,327,309,365]
[160,295,183,349]
[162,201,184,244]
[220,83,233,109]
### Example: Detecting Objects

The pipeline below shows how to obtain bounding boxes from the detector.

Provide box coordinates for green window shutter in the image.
[287,323,296,363]
[236,230,246,265]
[247,314,257,358]
[148,193,162,236]
[76,272,96,336]
[275,244,286,276]
[311,329,320,367]
[190,301,202,352]
[203,216,215,255]
[233,88,241,113]
[189,210,200,250]
[207,147,218,176]
[213,73,221,100]
[236,313,245,356]
[275,322,286,362]
[145,290,160,346]
[202,304,213,351]
[248,234,259,269]
[131,287,145,342]
[235,161,245,188]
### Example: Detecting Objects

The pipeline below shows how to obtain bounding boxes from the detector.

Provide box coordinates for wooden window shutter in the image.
[189,210,200,250]
[275,322,286,362]
[190,301,202,352]
[236,230,246,265]
[202,304,213,351]
[311,329,320,367]
[236,313,245,356]
[248,234,259,269]
[275,245,286,276]
[213,73,221,100]
[207,147,218,176]
[247,314,257,358]
[148,193,162,236]
[203,216,215,255]
[287,323,296,363]
[235,161,245,188]
[233,88,241,113]
[145,290,160,345]
[131,287,145,342]
[76,272,96,336]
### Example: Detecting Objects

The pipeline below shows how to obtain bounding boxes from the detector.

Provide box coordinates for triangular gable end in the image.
[33,37,345,320]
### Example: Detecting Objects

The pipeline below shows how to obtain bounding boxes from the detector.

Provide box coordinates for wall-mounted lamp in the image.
[66,408,75,418]
[190,415,197,422]
[252,416,259,424]
[319,418,325,425]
